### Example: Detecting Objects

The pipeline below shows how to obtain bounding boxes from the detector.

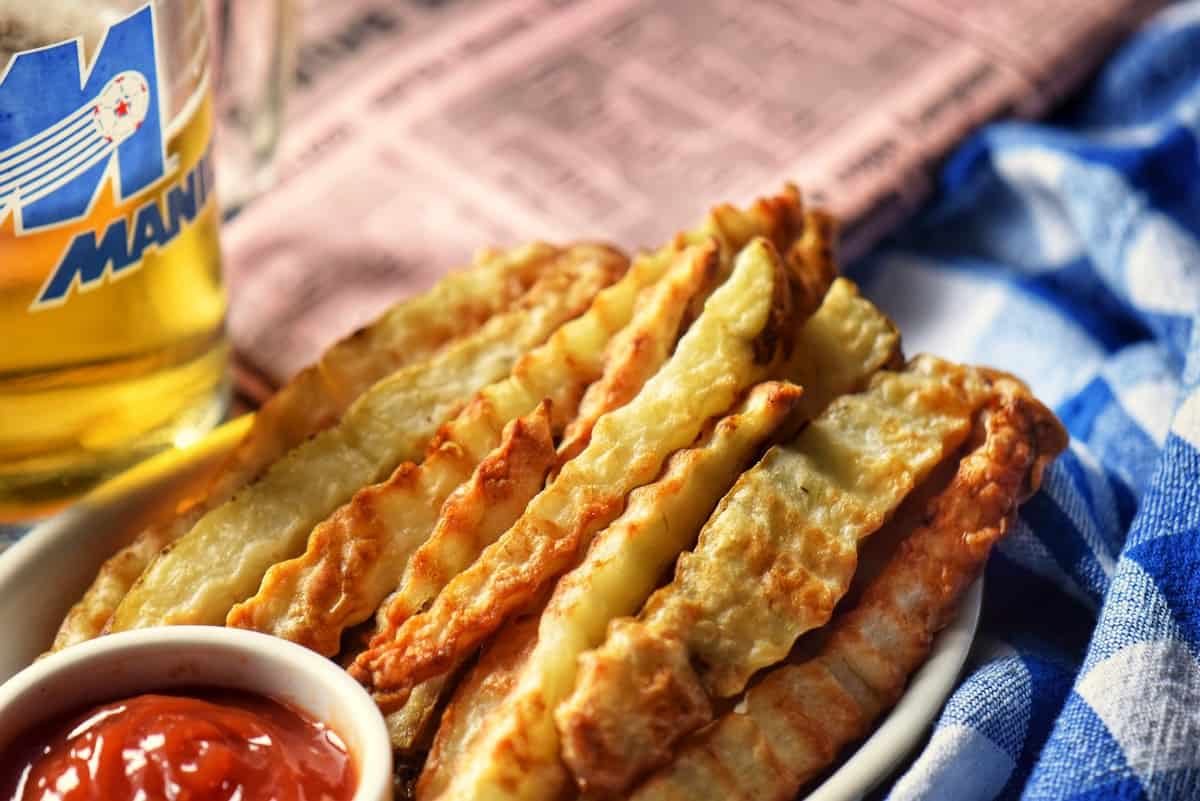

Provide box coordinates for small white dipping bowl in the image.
[0,626,392,801]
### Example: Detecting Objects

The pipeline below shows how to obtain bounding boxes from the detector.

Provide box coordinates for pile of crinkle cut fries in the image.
[52,186,1067,801]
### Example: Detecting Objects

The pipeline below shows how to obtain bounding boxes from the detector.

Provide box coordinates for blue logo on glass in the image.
[0,4,218,311]
[0,4,167,234]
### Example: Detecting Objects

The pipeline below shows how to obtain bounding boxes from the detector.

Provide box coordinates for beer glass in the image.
[0,0,293,522]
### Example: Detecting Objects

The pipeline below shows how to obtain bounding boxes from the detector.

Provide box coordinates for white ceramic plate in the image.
[0,420,980,801]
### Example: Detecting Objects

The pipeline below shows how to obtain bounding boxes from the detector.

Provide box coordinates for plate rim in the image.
[806,577,982,801]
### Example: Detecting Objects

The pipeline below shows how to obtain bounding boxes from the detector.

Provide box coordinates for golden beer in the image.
[0,57,229,521]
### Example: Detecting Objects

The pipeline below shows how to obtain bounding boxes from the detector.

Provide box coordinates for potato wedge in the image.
[557,357,996,794]
[630,376,1067,801]
[356,237,801,703]
[431,382,802,801]
[50,243,562,651]
[107,246,625,630]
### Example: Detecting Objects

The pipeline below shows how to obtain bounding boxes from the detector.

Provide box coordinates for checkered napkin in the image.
[852,5,1200,799]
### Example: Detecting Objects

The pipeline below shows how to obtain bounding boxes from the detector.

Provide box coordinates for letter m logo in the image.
[0,4,167,235]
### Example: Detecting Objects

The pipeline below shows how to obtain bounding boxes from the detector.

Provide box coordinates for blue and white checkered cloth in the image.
[852,5,1200,799]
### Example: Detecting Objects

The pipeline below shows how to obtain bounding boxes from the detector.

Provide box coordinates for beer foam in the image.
[0,0,129,68]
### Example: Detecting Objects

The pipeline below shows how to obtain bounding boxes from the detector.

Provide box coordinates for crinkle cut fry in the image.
[687,184,808,268]
[350,180,830,681]
[227,400,557,655]
[50,243,563,651]
[55,184,811,648]
[555,356,995,796]
[556,244,720,468]
[352,184,821,664]
[355,237,804,707]
[782,208,839,326]
[365,251,722,749]
[368,190,835,754]
[427,382,804,801]
[107,246,624,632]
[379,281,880,759]
[356,241,722,666]
[781,277,901,423]
[225,242,712,652]
[425,280,898,800]
[629,376,1067,801]
[554,203,836,469]
[417,602,546,801]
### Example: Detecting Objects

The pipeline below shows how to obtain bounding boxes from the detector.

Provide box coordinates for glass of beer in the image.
[0,0,294,522]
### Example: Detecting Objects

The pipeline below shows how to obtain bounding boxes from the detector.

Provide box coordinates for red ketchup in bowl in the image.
[0,688,356,801]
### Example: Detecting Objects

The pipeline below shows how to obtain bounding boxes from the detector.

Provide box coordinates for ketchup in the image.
[0,688,357,801]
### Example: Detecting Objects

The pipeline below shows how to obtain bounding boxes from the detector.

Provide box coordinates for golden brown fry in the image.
[53,535,161,650]
[779,208,839,329]
[376,215,836,752]
[688,184,808,267]
[416,608,544,801]
[362,243,720,662]
[51,243,561,651]
[630,377,1067,801]
[557,357,995,795]
[231,238,717,655]
[227,401,557,653]
[553,202,836,469]
[430,382,803,801]
[426,281,893,801]
[107,247,623,631]
[57,185,811,649]
[556,246,718,467]
[789,209,839,301]
[356,237,802,704]
[678,187,830,338]
[375,429,559,750]
[782,277,902,422]
[315,243,562,406]
[370,398,558,751]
